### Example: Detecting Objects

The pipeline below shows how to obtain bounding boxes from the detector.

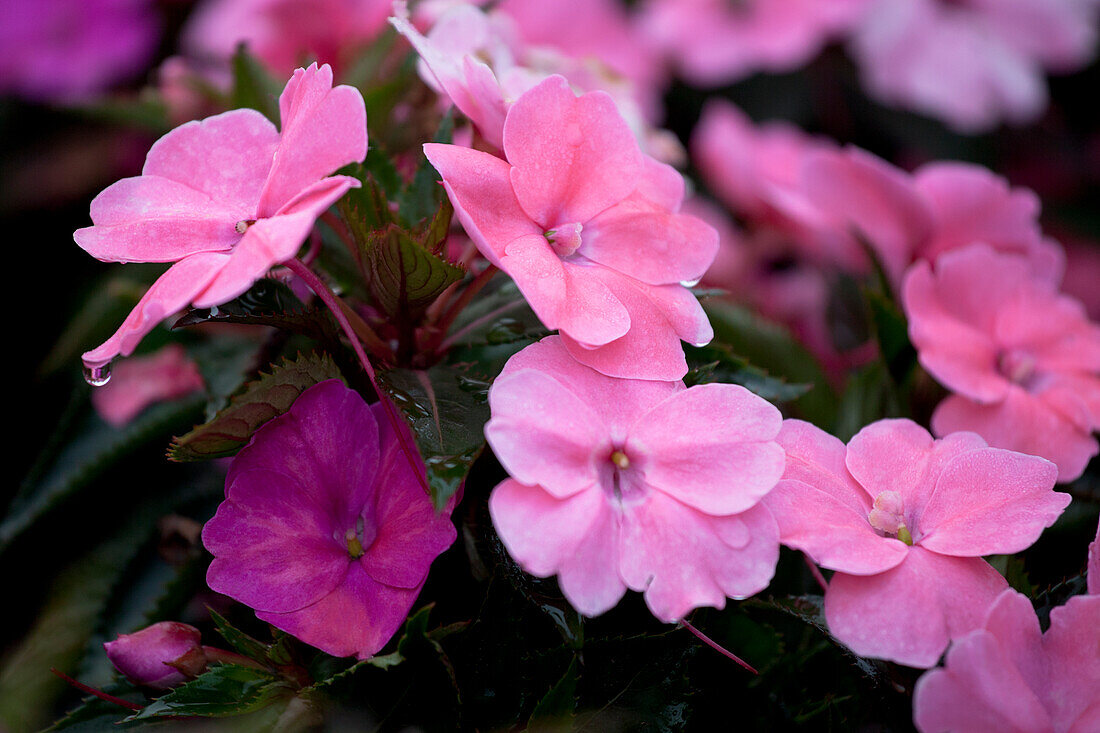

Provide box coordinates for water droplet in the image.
[680,277,702,288]
[83,362,112,387]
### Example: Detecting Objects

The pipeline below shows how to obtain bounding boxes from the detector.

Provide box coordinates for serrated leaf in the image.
[1,396,204,554]
[209,610,275,664]
[366,223,464,319]
[45,681,146,731]
[684,344,811,402]
[377,364,491,509]
[127,665,290,720]
[527,657,578,733]
[399,112,453,225]
[230,44,281,124]
[168,352,343,461]
[173,278,308,329]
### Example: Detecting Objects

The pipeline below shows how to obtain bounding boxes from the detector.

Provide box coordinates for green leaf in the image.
[398,112,454,226]
[173,278,309,328]
[45,681,147,731]
[168,352,343,461]
[365,222,464,320]
[527,657,578,733]
[230,44,281,124]
[704,301,837,427]
[209,610,276,664]
[127,665,290,720]
[1,396,204,553]
[684,344,811,402]
[865,288,918,385]
[833,361,906,442]
[377,364,491,509]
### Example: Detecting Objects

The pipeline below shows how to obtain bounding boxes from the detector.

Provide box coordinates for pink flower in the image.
[904,243,1100,481]
[486,336,784,623]
[0,0,160,103]
[850,0,1100,132]
[91,344,205,427]
[104,622,206,689]
[913,588,1100,731]
[1090,519,1099,595]
[764,418,1067,667]
[423,75,717,380]
[640,0,870,86]
[183,0,392,75]
[75,63,366,373]
[203,380,456,659]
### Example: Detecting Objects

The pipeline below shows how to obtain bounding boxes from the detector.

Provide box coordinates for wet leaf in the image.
[126,665,291,720]
[168,352,343,461]
[364,222,463,320]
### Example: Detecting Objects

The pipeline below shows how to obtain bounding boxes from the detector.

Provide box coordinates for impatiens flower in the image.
[0,0,159,103]
[764,418,1067,668]
[904,243,1100,481]
[486,336,784,623]
[75,63,366,374]
[203,380,456,659]
[91,345,204,427]
[850,0,1100,132]
[640,0,871,86]
[913,588,1100,731]
[424,76,717,381]
[183,0,392,75]
[104,622,207,689]
[1090,519,1099,595]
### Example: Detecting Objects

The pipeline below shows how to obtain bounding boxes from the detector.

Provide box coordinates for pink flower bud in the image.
[103,621,207,689]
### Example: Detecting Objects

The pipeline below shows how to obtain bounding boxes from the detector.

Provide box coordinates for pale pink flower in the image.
[487,337,784,623]
[91,344,204,426]
[75,63,366,373]
[764,418,1067,668]
[203,380,456,659]
[904,243,1100,481]
[424,75,717,381]
[913,588,1100,731]
[104,622,206,689]
[640,0,871,86]
[183,0,392,75]
[850,0,1100,132]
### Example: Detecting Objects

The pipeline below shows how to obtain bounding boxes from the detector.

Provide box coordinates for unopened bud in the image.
[104,621,207,689]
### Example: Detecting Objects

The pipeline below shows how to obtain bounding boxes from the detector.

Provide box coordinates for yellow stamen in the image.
[610,450,630,469]
[346,528,364,558]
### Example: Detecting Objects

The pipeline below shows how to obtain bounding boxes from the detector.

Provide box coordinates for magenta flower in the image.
[904,243,1100,481]
[424,75,717,381]
[0,0,159,103]
[913,588,1100,732]
[91,345,204,427]
[104,622,206,689]
[203,380,456,659]
[640,0,870,86]
[851,0,1100,132]
[183,0,392,75]
[764,418,1067,668]
[486,337,784,623]
[75,63,366,373]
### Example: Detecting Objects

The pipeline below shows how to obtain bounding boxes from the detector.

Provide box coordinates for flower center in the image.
[235,219,257,234]
[867,491,913,545]
[997,348,1037,387]
[604,447,646,506]
[343,516,377,559]
[545,223,583,257]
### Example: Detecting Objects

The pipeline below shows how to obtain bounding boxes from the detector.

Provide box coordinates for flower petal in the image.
[1044,595,1100,730]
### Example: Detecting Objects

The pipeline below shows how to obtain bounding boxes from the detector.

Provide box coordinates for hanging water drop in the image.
[83,361,112,387]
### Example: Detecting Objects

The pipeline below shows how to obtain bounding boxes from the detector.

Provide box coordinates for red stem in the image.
[678,619,758,674]
[320,211,357,259]
[50,668,144,711]
[433,264,499,344]
[286,258,431,498]
[804,553,828,593]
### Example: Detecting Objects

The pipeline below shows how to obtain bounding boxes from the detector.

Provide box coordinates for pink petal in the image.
[918,447,1065,557]
[486,370,611,499]
[619,495,780,623]
[845,419,989,519]
[995,292,1100,374]
[913,631,1053,733]
[91,344,205,427]
[626,383,784,515]
[1089,519,1099,595]
[203,468,352,614]
[824,548,1008,668]
[257,63,367,217]
[932,389,1099,483]
[775,419,872,516]
[143,108,279,213]
[1043,595,1100,730]
[980,590,1048,695]
[554,261,633,346]
[489,480,627,617]
[422,142,541,265]
[504,75,643,227]
[258,564,419,659]
[82,252,230,370]
[75,175,240,263]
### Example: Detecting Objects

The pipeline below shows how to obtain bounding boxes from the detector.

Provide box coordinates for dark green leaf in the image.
[377,364,491,509]
[127,665,290,720]
[173,278,308,328]
[684,344,811,402]
[168,352,343,461]
[865,288,917,385]
[365,223,464,319]
[188,337,265,422]
[834,361,906,442]
[209,610,275,664]
[45,681,147,731]
[230,44,281,124]
[398,112,453,226]
[527,657,578,733]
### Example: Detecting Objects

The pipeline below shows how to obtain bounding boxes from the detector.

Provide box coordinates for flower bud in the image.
[103,621,207,689]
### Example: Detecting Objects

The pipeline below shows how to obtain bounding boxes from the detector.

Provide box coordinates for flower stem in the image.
[432,264,499,346]
[320,211,357,259]
[286,258,431,498]
[678,619,757,674]
[50,668,144,711]
[804,553,829,593]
